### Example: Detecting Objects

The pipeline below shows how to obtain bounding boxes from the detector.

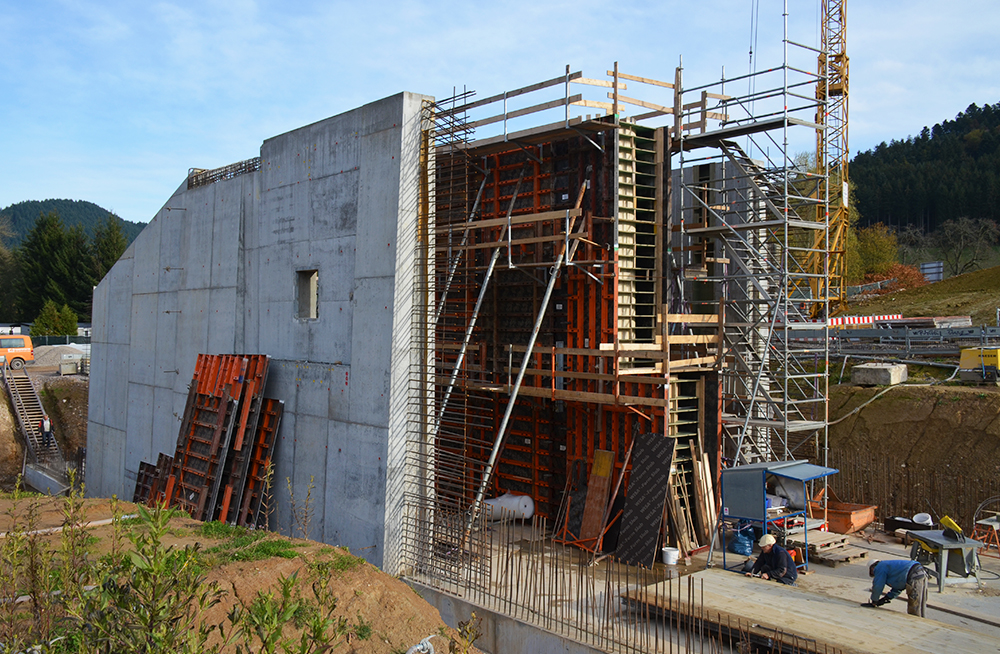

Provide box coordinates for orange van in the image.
[0,335,34,369]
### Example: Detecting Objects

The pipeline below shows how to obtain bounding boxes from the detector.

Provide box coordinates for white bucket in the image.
[661,547,680,565]
[913,512,932,526]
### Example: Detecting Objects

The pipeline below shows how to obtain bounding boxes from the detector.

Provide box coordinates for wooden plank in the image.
[463,115,588,151]
[572,99,613,112]
[441,71,583,114]
[608,71,674,89]
[469,94,583,129]
[435,208,582,235]
[664,334,719,344]
[690,451,710,544]
[701,452,718,534]
[666,471,694,554]
[664,313,719,323]
[626,569,998,654]
[435,232,585,253]
[668,355,718,368]
[607,92,673,115]
[573,77,627,89]
[579,450,615,541]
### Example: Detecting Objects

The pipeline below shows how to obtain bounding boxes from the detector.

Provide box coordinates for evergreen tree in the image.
[92,215,129,281]
[57,303,78,336]
[853,101,1000,233]
[0,215,18,321]
[17,211,96,321]
[30,299,62,336]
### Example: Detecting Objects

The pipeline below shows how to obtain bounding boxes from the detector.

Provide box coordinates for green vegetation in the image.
[0,199,144,248]
[852,263,1000,325]
[0,207,134,322]
[0,493,361,653]
[200,521,301,564]
[853,102,1000,232]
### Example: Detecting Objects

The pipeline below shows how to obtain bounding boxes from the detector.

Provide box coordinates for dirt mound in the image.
[37,373,89,457]
[0,393,22,485]
[829,384,1000,479]
[0,497,483,654]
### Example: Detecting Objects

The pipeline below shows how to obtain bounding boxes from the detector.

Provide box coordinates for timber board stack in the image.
[132,354,283,527]
[788,529,869,567]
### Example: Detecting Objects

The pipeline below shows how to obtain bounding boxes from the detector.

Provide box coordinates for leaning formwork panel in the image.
[144,354,279,525]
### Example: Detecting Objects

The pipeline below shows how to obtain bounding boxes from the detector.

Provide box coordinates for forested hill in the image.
[0,199,145,247]
[852,102,1000,233]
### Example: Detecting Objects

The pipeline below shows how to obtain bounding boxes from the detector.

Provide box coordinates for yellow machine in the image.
[959,347,1000,383]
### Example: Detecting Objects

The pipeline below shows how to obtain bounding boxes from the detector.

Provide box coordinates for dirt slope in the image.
[0,497,481,654]
[848,264,1000,325]
[829,384,1000,479]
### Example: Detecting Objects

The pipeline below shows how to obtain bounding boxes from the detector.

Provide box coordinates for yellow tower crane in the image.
[808,0,849,318]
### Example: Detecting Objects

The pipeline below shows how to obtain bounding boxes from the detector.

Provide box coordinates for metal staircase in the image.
[2,363,68,490]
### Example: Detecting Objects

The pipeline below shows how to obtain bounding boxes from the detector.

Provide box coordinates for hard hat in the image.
[869,560,880,576]
[758,533,776,547]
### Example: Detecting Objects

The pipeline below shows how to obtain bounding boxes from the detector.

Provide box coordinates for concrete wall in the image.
[410,582,606,654]
[88,92,430,570]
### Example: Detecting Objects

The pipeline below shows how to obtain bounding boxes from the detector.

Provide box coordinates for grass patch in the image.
[354,615,373,640]
[197,520,246,539]
[309,549,365,577]
[200,523,300,563]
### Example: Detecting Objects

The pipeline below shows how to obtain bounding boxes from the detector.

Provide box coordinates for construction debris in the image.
[132,354,282,527]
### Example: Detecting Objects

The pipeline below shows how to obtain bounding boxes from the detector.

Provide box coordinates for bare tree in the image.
[897,224,928,266]
[935,216,1000,277]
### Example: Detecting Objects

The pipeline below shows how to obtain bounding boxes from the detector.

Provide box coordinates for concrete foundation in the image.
[87,92,431,570]
[408,582,606,654]
[851,362,908,386]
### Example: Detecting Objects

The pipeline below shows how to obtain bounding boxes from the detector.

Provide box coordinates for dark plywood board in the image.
[616,433,676,567]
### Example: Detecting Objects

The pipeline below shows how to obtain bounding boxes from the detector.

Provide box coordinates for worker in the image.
[863,559,927,617]
[745,533,798,585]
[39,414,54,448]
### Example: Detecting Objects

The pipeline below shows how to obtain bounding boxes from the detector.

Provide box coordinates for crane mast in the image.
[813,0,849,317]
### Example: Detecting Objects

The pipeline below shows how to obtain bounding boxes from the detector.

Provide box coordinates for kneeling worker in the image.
[863,559,927,617]
[745,533,798,585]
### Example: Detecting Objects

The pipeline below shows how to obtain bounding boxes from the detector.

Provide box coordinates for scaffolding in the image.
[401,3,832,649]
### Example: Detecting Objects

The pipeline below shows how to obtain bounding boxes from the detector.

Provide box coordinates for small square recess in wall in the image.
[297,269,318,319]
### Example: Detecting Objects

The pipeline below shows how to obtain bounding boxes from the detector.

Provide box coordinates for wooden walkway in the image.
[624,568,997,654]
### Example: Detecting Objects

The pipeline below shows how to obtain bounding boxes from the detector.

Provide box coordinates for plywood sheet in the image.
[579,449,614,541]
[616,433,675,567]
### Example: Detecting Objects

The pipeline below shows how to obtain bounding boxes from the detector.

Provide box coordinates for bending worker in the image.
[863,559,927,617]
[745,533,798,585]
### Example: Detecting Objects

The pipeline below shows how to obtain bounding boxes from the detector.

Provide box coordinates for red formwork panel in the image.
[236,397,283,528]
[165,354,273,522]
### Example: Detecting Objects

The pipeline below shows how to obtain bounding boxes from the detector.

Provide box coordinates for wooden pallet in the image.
[788,530,849,553]
[810,545,868,567]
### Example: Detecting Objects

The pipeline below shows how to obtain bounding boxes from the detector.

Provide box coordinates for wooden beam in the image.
[572,99,614,112]
[607,92,673,115]
[436,232,586,253]
[664,313,718,323]
[442,71,583,114]
[573,77,627,90]
[609,71,674,89]
[469,94,583,129]
[668,355,719,368]
[435,208,581,235]
[664,334,719,344]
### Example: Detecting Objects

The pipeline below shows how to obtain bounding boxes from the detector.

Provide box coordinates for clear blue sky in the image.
[2,0,998,224]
